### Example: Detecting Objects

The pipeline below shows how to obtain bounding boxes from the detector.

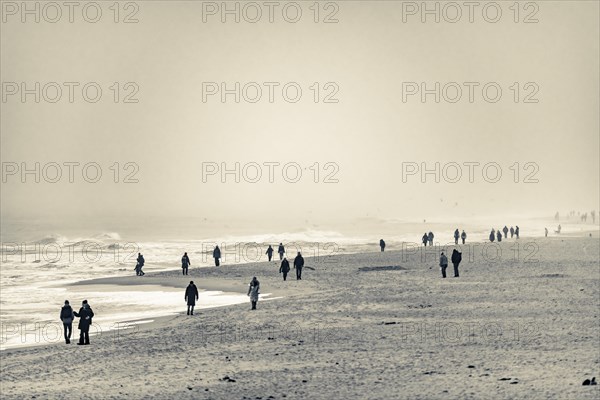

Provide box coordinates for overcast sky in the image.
[2,1,598,229]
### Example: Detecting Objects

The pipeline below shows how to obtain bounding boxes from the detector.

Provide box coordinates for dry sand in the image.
[1,236,599,399]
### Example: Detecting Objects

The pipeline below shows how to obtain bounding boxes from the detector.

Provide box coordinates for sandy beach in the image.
[1,235,598,399]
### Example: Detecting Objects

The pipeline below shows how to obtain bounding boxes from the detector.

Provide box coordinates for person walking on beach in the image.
[502,226,508,239]
[461,230,467,244]
[294,252,305,280]
[428,232,434,246]
[454,229,460,245]
[489,229,496,242]
[247,277,260,310]
[545,227,548,237]
[213,245,221,267]
[181,252,191,275]
[422,233,428,247]
[379,239,386,252]
[439,252,448,278]
[497,230,502,242]
[185,281,199,315]
[591,210,596,224]
[60,300,74,344]
[266,245,274,262]
[278,243,285,260]
[515,226,520,239]
[451,249,462,278]
[279,257,290,281]
[510,226,515,238]
[135,253,145,276]
[555,224,561,234]
[73,300,94,345]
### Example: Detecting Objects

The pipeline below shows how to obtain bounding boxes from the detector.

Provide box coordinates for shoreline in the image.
[1,235,598,399]
[3,231,596,354]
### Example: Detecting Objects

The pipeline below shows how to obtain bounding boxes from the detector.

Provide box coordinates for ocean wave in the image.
[93,232,122,241]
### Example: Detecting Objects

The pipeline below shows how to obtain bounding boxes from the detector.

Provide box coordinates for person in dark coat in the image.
[279,257,290,281]
[439,252,448,278]
[454,229,460,245]
[461,230,467,244]
[185,281,199,315]
[266,245,274,262]
[73,300,94,345]
[293,252,304,280]
[545,227,548,237]
[135,253,145,276]
[213,246,221,267]
[181,252,191,275]
[497,231,502,242]
[451,249,462,277]
[277,243,285,260]
[428,232,434,246]
[510,226,515,238]
[489,229,496,242]
[379,239,386,252]
[247,277,260,310]
[515,226,520,239]
[422,233,428,247]
[60,300,74,344]
[502,226,509,239]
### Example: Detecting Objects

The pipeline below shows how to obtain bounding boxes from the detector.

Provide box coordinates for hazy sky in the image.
[2,1,598,229]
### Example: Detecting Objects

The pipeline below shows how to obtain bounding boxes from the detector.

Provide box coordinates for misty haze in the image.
[1,1,599,399]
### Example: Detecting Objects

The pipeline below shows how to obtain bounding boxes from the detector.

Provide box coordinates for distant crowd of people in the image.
[557,210,596,224]
[71,217,580,345]
[488,226,519,242]
[183,244,305,313]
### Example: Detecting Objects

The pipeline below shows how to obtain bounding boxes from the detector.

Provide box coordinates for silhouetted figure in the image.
[213,246,221,267]
[461,230,467,244]
[379,239,386,252]
[454,229,459,245]
[489,229,496,242]
[451,249,462,277]
[439,252,448,278]
[279,258,290,281]
[545,227,548,237]
[422,233,428,247]
[181,252,191,275]
[497,231,502,242]
[60,300,74,344]
[555,224,561,234]
[591,210,596,224]
[278,243,285,260]
[185,281,199,315]
[294,252,304,280]
[502,226,508,239]
[247,277,260,310]
[73,300,94,345]
[515,226,520,239]
[510,226,514,238]
[266,245,274,262]
[428,232,434,246]
[135,253,145,276]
